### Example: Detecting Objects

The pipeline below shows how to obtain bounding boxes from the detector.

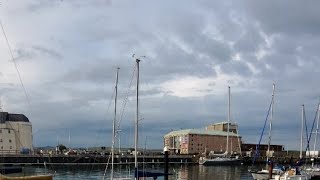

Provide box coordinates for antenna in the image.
[132,54,146,59]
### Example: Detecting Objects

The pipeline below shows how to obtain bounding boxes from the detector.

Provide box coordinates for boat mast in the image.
[267,83,275,163]
[313,103,320,155]
[135,58,140,179]
[300,104,305,159]
[226,86,230,155]
[68,130,71,150]
[111,67,120,180]
[0,98,3,112]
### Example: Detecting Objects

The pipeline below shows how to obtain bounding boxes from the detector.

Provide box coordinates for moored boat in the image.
[199,87,242,166]
[251,167,284,180]
[251,84,276,179]
[0,174,53,180]
[199,156,242,166]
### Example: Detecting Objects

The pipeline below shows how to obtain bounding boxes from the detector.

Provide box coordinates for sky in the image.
[0,0,319,151]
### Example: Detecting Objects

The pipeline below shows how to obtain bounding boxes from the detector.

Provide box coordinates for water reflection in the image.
[172,165,253,180]
[26,164,254,180]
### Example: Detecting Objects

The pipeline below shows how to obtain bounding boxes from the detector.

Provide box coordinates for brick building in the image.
[164,122,241,155]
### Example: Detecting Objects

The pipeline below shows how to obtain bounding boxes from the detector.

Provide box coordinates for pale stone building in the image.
[0,112,33,154]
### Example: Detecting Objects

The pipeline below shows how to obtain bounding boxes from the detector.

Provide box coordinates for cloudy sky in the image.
[0,0,319,151]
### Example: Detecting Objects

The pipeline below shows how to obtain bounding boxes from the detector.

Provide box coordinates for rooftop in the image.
[164,128,239,137]
[0,112,30,123]
[208,121,237,126]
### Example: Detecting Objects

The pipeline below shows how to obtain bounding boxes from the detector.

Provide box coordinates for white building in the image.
[0,112,33,154]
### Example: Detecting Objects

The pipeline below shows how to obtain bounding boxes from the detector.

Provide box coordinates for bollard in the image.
[268,160,274,179]
[164,146,169,180]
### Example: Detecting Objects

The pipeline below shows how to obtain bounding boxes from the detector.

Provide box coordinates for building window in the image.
[8,130,10,134]
[10,146,12,149]
[0,129,2,133]
[9,139,11,143]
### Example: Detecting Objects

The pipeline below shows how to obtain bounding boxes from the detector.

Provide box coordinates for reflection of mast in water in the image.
[174,166,249,179]
[193,165,243,180]
[177,165,188,180]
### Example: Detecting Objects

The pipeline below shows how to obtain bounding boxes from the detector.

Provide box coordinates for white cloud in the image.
[159,71,245,98]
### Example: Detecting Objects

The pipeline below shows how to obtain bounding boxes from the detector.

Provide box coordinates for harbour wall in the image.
[0,154,315,166]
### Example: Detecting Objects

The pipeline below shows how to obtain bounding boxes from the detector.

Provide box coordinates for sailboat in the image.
[274,105,311,180]
[306,103,320,177]
[0,175,52,180]
[199,86,242,166]
[250,84,285,180]
[132,57,170,179]
[103,67,132,180]
[102,57,168,179]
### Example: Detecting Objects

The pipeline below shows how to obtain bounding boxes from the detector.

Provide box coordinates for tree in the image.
[58,144,67,153]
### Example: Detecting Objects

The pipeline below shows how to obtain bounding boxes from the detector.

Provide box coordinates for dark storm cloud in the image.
[233,25,265,53]
[243,0,320,35]
[141,45,217,83]
[32,46,63,59]
[60,63,118,83]
[219,60,252,77]
[15,46,63,62]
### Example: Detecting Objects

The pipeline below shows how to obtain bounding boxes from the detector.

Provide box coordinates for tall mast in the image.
[300,104,305,159]
[118,130,121,154]
[0,98,3,112]
[267,83,275,163]
[68,130,71,150]
[226,86,230,154]
[135,58,140,179]
[111,67,120,180]
[313,103,320,154]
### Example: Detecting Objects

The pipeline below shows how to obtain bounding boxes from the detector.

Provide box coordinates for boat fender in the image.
[274,175,281,180]
[288,169,296,176]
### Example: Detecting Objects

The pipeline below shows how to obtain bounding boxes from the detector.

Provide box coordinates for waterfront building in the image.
[0,112,33,154]
[241,143,284,157]
[206,122,238,134]
[164,122,241,155]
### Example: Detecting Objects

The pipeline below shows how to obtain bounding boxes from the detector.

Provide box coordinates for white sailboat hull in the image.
[251,169,283,180]
[251,172,275,180]
[199,157,242,166]
[276,175,310,180]
[273,168,311,180]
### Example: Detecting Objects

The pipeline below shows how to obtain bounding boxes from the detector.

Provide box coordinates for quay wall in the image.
[0,154,316,166]
[0,154,193,165]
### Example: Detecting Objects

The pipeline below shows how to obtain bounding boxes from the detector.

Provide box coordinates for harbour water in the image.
[26,164,255,179]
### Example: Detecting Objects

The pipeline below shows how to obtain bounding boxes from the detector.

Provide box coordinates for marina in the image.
[0,0,319,179]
